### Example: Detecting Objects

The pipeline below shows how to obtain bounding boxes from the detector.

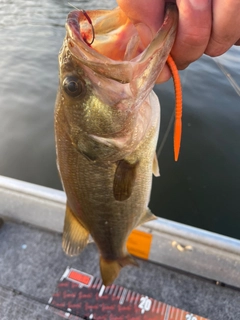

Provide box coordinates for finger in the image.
[205,0,240,56]
[156,65,172,84]
[171,0,212,69]
[235,39,240,46]
[116,0,170,82]
[117,0,165,46]
[117,0,164,32]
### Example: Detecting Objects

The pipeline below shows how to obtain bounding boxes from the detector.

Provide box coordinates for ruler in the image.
[46,267,208,320]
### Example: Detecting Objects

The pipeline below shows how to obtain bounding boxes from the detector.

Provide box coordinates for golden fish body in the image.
[55,4,178,285]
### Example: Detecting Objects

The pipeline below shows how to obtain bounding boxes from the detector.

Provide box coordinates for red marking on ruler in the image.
[67,268,93,287]
[47,267,209,320]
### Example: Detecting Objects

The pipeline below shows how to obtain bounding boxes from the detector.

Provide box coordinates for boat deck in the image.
[0,219,239,320]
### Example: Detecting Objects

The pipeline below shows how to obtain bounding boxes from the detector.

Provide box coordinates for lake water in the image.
[0,0,240,239]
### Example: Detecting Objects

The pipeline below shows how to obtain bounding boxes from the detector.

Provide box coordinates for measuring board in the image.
[46,267,208,320]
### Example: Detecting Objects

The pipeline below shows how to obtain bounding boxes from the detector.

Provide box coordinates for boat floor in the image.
[0,219,239,320]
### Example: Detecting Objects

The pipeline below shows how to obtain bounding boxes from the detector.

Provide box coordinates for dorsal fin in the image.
[62,203,89,256]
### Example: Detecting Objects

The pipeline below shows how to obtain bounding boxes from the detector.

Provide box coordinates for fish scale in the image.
[46,267,209,320]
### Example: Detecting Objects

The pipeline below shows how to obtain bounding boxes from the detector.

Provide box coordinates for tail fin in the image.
[100,255,138,286]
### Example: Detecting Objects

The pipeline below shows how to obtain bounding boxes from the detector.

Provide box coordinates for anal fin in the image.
[62,203,89,257]
[137,208,157,227]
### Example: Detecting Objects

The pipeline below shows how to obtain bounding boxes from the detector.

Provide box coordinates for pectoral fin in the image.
[62,203,89,256]
[137,208,157,226]
[113,159,139,201]
[153,152,160,177]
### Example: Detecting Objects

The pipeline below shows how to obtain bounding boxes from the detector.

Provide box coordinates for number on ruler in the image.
[186,314,197,320]
[138,296,152,314]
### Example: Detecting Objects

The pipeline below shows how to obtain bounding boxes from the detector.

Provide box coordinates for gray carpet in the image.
[0,219,239,320]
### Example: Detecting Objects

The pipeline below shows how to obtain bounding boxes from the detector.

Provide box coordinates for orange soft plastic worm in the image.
[166,55,182,162]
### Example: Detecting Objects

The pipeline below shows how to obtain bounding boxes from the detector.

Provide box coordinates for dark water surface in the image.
[0,0,240,239]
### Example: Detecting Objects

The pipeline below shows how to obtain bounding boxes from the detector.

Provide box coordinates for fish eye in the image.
[63,76,85,97]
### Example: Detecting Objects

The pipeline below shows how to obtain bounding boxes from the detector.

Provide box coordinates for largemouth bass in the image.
[55,3,178,285]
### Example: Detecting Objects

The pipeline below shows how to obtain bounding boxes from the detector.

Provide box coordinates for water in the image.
[0,0,240,239]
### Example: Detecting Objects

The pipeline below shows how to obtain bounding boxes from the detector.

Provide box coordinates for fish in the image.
[55,3,178,286]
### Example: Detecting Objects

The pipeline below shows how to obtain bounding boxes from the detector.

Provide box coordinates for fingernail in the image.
[188,0,210,10]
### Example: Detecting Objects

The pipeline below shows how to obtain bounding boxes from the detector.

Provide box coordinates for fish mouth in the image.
[64,4,177,87]
[66,10,95,48]
[65,3,178,62]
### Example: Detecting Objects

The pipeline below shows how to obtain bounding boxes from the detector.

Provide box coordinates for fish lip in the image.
[65,3,178,56]
[162,3,178,29]
[66,11,83,43]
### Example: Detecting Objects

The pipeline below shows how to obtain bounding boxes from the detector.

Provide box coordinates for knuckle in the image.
[205,36,231,57]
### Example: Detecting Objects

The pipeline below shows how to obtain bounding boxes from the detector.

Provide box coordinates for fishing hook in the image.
[81,9,95,45]
[68,3,95,45]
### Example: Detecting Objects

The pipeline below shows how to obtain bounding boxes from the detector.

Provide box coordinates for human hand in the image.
[117,0,240,83]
